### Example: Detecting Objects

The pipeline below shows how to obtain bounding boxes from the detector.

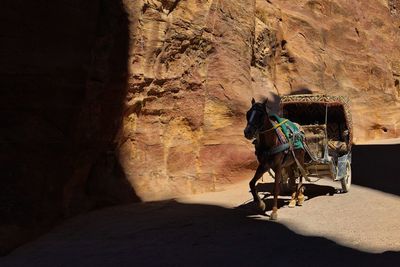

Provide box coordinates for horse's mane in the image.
[257,97,272,112]
[258,97,268,103]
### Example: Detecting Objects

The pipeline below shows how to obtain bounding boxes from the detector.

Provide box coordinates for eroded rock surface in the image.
[121,0,400,200]
[2,0,400,254]
[120,0,258,200]
[250,0,400,141]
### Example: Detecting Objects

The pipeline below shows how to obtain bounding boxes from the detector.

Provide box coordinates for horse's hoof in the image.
[270,211,278,220]
[297,197,304,206]
[288,199,296,208]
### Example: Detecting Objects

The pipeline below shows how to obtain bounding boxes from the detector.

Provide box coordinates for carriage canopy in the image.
[279,94,353,146]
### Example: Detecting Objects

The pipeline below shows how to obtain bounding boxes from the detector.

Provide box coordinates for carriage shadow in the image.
[238,182,336,215]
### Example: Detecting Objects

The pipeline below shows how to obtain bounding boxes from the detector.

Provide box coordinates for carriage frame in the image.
[279,94,353,192]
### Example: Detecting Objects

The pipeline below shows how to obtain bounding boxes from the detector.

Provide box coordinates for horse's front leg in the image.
[249,164,267,213]
[271,166,282,220]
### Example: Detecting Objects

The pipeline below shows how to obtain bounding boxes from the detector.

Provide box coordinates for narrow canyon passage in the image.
[2,0,400,258]
[0,0,139,254]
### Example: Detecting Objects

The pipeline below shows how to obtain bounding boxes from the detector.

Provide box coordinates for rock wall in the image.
[2,0,400,254]
[120,0,259,200]
[121,0,400,200]
[251,0,400,141]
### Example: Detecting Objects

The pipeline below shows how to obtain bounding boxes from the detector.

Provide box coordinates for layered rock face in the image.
[120,0,259,200]
[250,0,400,141]
[2,0,400,254]
[122,0,400,200]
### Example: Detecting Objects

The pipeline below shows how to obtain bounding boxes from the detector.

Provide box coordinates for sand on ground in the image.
[1,140,400,266]
[1,175,399,266]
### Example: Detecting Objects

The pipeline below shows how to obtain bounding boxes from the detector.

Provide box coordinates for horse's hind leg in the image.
[287,168,297,208]
[297,176,305,206]
[296,151,306,206]
[289,172,305,207]
[271,167,281,220]
[249,164,267,213]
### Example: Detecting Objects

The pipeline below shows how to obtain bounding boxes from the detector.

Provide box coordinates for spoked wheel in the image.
[340,160,351,193]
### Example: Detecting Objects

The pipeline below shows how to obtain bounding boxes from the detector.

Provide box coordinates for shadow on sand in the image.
[1,200,398,266]
[238,182,337,216]
[352,144,400,196]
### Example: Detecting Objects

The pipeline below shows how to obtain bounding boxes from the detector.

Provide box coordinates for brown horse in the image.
[244,98,306,220]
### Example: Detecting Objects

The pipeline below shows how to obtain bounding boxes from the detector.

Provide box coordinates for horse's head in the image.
[244,98,269,140]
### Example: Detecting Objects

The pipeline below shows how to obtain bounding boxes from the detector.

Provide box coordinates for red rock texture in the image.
[120,0,259,201]
[250,0,400,141]
[121,0,400,201]
[2,0,400,254]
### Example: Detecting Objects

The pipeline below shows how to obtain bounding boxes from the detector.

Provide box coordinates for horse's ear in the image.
[251,98,255,105]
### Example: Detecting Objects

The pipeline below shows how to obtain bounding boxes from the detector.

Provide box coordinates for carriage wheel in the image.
[340,160,351,193]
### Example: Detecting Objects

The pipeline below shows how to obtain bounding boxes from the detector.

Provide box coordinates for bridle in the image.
[247,105,291,135]
[247,105,269,134]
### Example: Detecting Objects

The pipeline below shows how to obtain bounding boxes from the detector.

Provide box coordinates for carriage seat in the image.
[328,140,348,156]
[302,124,326,159]
[302,125,349,159]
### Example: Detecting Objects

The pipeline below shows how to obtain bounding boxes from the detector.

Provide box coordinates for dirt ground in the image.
[1,142,400,266]
[1,178,399,266]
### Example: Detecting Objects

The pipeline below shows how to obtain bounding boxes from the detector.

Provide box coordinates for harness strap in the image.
[257,114,310,182]
[289,145,311,182]
[263,143,290,157]
[260,119,289,133]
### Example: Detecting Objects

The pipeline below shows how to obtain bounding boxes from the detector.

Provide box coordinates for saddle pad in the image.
[271,120,288,144]
[270,114,304,150]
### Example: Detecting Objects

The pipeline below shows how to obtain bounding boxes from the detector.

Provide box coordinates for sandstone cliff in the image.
[2,0,400,254]
[121,0,400,200]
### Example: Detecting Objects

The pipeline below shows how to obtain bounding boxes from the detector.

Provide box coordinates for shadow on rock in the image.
[352,144,400,196]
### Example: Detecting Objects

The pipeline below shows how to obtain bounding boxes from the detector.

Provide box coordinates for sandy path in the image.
[1,176,399,267]
[182,178,400,253]
[1,140,400,266]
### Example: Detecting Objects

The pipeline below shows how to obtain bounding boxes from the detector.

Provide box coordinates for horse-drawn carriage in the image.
[279,94,352,193]
[244,94,352,219]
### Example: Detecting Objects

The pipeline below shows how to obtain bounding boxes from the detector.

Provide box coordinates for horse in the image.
[243,98,306,220]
